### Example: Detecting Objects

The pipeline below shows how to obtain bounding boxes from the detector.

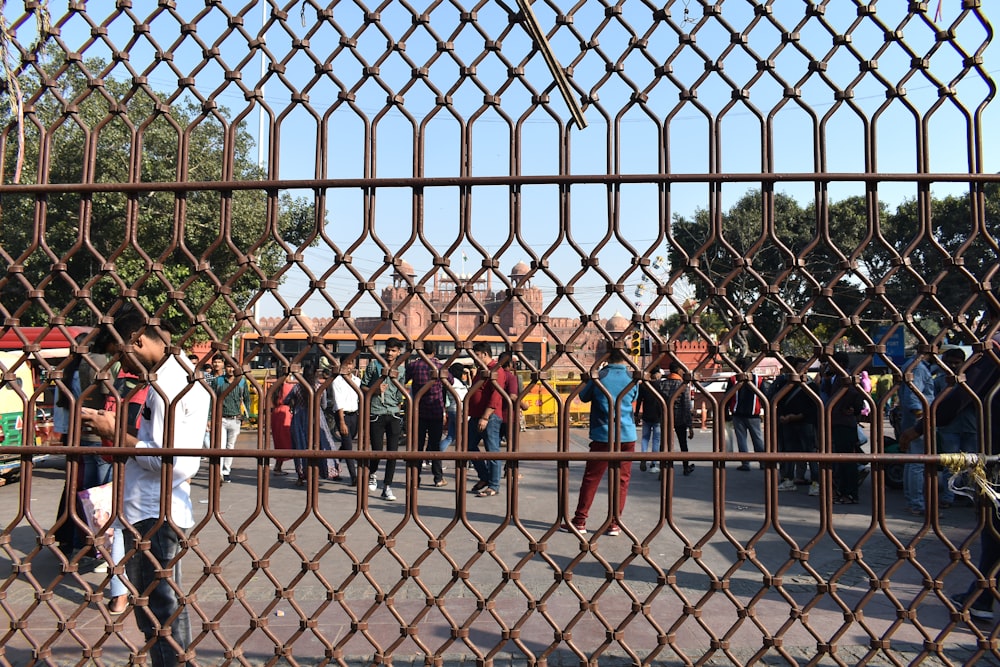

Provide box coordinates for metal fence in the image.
[1,1,998,665]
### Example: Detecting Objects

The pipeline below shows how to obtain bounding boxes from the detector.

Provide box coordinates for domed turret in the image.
[606,312,629,333]
[395,259,416,279]
[510,260,530,277]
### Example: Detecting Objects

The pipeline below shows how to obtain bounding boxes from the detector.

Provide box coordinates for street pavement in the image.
[0,426,992,666]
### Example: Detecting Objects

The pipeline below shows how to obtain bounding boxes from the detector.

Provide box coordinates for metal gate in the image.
[1,2,998,665]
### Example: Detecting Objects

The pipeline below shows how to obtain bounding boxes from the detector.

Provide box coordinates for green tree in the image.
[1,51,314,342]
[668,189,822,356]
[668,185,999,358]
[876,185,1000,344]
[658,308,727,343]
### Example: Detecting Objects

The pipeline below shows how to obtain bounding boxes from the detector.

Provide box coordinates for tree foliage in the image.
[1,51,315,342]
[667,186,999,356]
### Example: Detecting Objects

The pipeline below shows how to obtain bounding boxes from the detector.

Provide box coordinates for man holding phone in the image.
[82,304,209,667]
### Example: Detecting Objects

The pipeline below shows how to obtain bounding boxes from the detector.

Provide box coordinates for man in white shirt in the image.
[82,305,209,667]
[330,354,361,486]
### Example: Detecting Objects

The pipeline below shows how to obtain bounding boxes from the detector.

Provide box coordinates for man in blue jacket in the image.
[900,296,1000,622]
[899,351,936,515]
[562,348,638,537]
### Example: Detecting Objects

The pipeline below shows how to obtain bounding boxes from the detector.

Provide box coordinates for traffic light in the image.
[629,331,642,357]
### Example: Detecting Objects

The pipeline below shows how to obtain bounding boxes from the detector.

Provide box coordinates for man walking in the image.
[661,361,696,476]
[361,337,407,501]
[562,348,638,537]
[82,304,209,667]
[467,342,510,498]
[901,296,1000,621]
[899,351,936,514]
[330,354,361,487]
[210,354,250,483]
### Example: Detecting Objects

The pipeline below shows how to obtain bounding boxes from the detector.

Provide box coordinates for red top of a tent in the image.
[0,326,93,351]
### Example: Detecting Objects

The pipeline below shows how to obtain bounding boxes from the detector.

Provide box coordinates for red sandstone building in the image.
[248,260,714,379]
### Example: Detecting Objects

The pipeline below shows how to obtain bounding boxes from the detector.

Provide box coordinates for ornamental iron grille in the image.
[0,1,998,666]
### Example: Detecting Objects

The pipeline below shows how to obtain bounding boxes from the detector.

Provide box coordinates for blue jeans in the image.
[110,528,127,597]
[640,422,661,455]
[469,414,502,491]
[82,441,112,490]
[733,415,764,454]
[938,430,978,503]
[440,409,457,450]
[125,519,190,667]
[903,435,927,511]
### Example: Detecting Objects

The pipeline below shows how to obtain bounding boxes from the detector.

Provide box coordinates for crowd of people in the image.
[255,339,989,525]
[44,296,999,666]
[260,339,699,507]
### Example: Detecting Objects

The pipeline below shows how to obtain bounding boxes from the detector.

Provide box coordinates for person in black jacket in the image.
[660,362,695,476]
[774,357,821,496]
[820,351,868,504]
[54,337,111,559]
[635,367,664,473]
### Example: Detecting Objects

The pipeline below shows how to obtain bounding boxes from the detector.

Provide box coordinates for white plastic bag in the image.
[77,482,113,538]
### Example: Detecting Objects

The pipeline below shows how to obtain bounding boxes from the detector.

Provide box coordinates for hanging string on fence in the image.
[941,453,1000,515]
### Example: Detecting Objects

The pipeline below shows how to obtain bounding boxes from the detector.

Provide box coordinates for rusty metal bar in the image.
[0,172,998,195]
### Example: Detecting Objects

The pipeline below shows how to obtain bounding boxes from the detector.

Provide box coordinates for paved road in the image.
[0,427,991,665]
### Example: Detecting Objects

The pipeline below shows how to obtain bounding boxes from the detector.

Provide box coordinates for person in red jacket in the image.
[467,342,511,497]
[726,357,766,470]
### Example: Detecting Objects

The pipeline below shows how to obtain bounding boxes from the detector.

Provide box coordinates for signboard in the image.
[872,327,906,367]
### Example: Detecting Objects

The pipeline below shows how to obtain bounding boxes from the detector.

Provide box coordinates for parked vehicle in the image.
[0,352,50,480]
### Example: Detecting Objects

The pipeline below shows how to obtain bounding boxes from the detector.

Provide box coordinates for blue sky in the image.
[6,1,998,324]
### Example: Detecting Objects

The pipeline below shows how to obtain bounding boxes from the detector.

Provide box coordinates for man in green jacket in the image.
[361,338,407,501]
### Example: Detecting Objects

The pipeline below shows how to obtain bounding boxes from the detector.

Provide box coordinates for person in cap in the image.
[562,348,637,536]
[900,295,1000,622]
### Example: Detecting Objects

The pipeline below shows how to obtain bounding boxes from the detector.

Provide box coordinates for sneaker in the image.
[683,463,695,476]
[92,560,109,574]
[639,462,646,472]
[559,523,588,535]
[381,486,396,501]
[368,474,378,491]
[808,482,820,497]
[605,525,621,537]
[737,464,751,472]
[778,479,797,491]
[77,556,101,573]
[221,475,231,484]
[648,464,660,474]
[952,592,994,622]
[857,465,870,486]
